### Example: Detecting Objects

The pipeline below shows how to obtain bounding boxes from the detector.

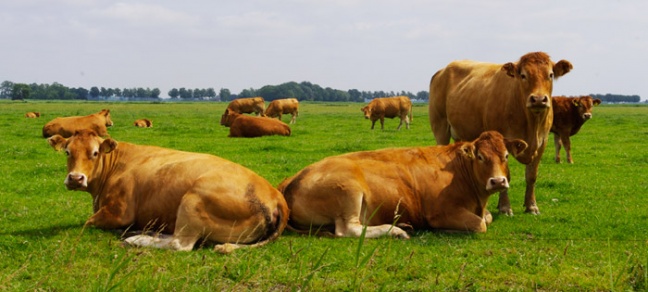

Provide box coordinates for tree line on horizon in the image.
[1,80,643,103]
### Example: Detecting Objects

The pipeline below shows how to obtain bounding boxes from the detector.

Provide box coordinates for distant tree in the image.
[348,89,361,102]
[219,88,231,101]
[71,87,89,100]
[205,88,216,100]
[90,87,100,99]
[113,88,122,97]
[150,88,161,98]
[168,88,179,99]
[1,81,13,99]
[416,91,429,101]
[239,88,257,98]
[11,83,30,100]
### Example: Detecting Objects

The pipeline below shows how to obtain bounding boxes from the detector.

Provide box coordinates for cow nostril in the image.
[542,96,548,103]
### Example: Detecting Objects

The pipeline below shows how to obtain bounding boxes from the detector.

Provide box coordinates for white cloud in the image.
[97,2,198,27]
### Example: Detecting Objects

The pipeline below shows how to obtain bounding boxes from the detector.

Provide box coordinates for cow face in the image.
[361,106,371,119]
[220,109,239,126]
[573,96,601,121]
[460,131,528,193]
[502,52,573,113]
[101,109,114,127]
[48,129,117,191]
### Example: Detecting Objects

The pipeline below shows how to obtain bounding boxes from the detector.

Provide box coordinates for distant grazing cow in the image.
[429,52,573,215]
[42,109,113,138]
[25,112,41,118]
[361,96,412,130]
[265,98,299,124]
[224,97,266,116]
[221,109,291,138]
[134,118,153,128]
[47,129,289,252]
[278,131,527,238]
[551,95,601,163]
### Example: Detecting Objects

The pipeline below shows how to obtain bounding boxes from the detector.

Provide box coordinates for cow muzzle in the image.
[486,176,509,192]
[583,113,592,120]
[527,95,550,112]
[65,172,88,190]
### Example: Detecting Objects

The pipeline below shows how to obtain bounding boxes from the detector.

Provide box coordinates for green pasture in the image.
[0,100,646,291]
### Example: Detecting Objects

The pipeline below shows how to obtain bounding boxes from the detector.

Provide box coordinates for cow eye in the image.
[477,153,485,161]
[504,153,509,161]
[520,73,527,80]
[92,151,99,157]
[64,150,70,156]
[549,72,554,79]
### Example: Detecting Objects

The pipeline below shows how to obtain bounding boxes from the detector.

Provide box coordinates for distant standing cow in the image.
[265,98,299,124]
[278,131,527,237]
[224,97,266,116]
[25,112,41,118]
[42,109,114,138]
[221,109,291,138]
[134,119,153,128]
[551,95,601,163]
[429,52,573,215]
[361,96,412,130]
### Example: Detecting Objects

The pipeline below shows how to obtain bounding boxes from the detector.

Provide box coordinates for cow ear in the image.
[502,63,517,78]
[593,99,602,106]
[553,60,573,78]
[47,135,67,151]
[505,139,528,157]
[460,143,475,159]
[100,139,118,154]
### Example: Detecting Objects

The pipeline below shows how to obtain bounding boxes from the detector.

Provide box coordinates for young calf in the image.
[551,95,601,163]
[278,131,527,238]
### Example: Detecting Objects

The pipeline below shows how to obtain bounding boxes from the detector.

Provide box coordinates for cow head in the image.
[35,112,41,117]
[100,109,114,127]
[459,131,528,193]
[573,95,601,121]
[220,109,241,127]
[361,106,371,119]
[48,129,118,191]
[502,52,573,113]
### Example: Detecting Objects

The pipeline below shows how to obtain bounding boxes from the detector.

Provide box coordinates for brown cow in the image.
[134,118,153,128]
[429,52,573,215]
[551,95,601,163]
[42,109,113,138]
[25,112,41,118]
[265,98,299,124]
[47,129,289,252]
[361,96,412,130]
[278,131,527,237]
[223,97,266,116]
[221,109,291,138]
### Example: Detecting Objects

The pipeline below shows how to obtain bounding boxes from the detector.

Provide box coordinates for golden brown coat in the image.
[361,96,412,130]
[264,98,299,124]
[25,112,41,118]
[429,52,572,215]
[223,97,266,116]
[134,118,153,128]
[221,109,291,138]
[47,130,288,252]
[42,109,113,138]
[278,131,527,238]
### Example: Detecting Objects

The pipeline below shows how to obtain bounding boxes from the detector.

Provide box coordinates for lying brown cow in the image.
[278,131,527,238]
[134,118,153,128]
[25,112,41,118]
[551,95,601,163]
[221,109,291,138]
[42,109,113,138]
[224,97,266,116]
[361,96,412,130]
[429,52,572,215]
[47,129,289,252]
[265,98,299,124]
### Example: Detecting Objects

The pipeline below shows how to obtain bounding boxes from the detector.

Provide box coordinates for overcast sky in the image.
[1,0,646,99]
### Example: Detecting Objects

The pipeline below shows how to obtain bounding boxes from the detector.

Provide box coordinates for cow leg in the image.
[497,190,513,216]
[290,113,296,124]
[561,135,573,163]
[523,154,543,215]
[380,117,385,130]
[332,192,409,239]
[553,133,562,163]
[405,116,410,130]
[435,209,488,233]
[370,120,376,130]
[397,117,404,130]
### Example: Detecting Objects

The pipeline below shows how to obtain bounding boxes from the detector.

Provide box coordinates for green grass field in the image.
[1,100,647,291]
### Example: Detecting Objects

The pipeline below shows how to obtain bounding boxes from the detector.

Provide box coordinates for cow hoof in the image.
[525,206,540,215]
[498,208,514,216]
[391,228,410,239]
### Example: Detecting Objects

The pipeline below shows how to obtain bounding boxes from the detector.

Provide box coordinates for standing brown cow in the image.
[25,112,41,118]
[47,129,288,252]
[551,95,601,163]
[265,98,299,124]
[278,131,527,237]
[223,97,266,116]
[429,52,573,215]
[134,118,153,128]
[221,109,291,138]
[42,109,114,138]
[361,96,412,130]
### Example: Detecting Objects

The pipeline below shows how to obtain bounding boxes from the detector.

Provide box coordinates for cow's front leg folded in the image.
[85,203,133,230]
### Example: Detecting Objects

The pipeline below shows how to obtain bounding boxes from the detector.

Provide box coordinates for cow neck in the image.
[505,95,552,164]
[87,143,125,198]
[452,146,488,213]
